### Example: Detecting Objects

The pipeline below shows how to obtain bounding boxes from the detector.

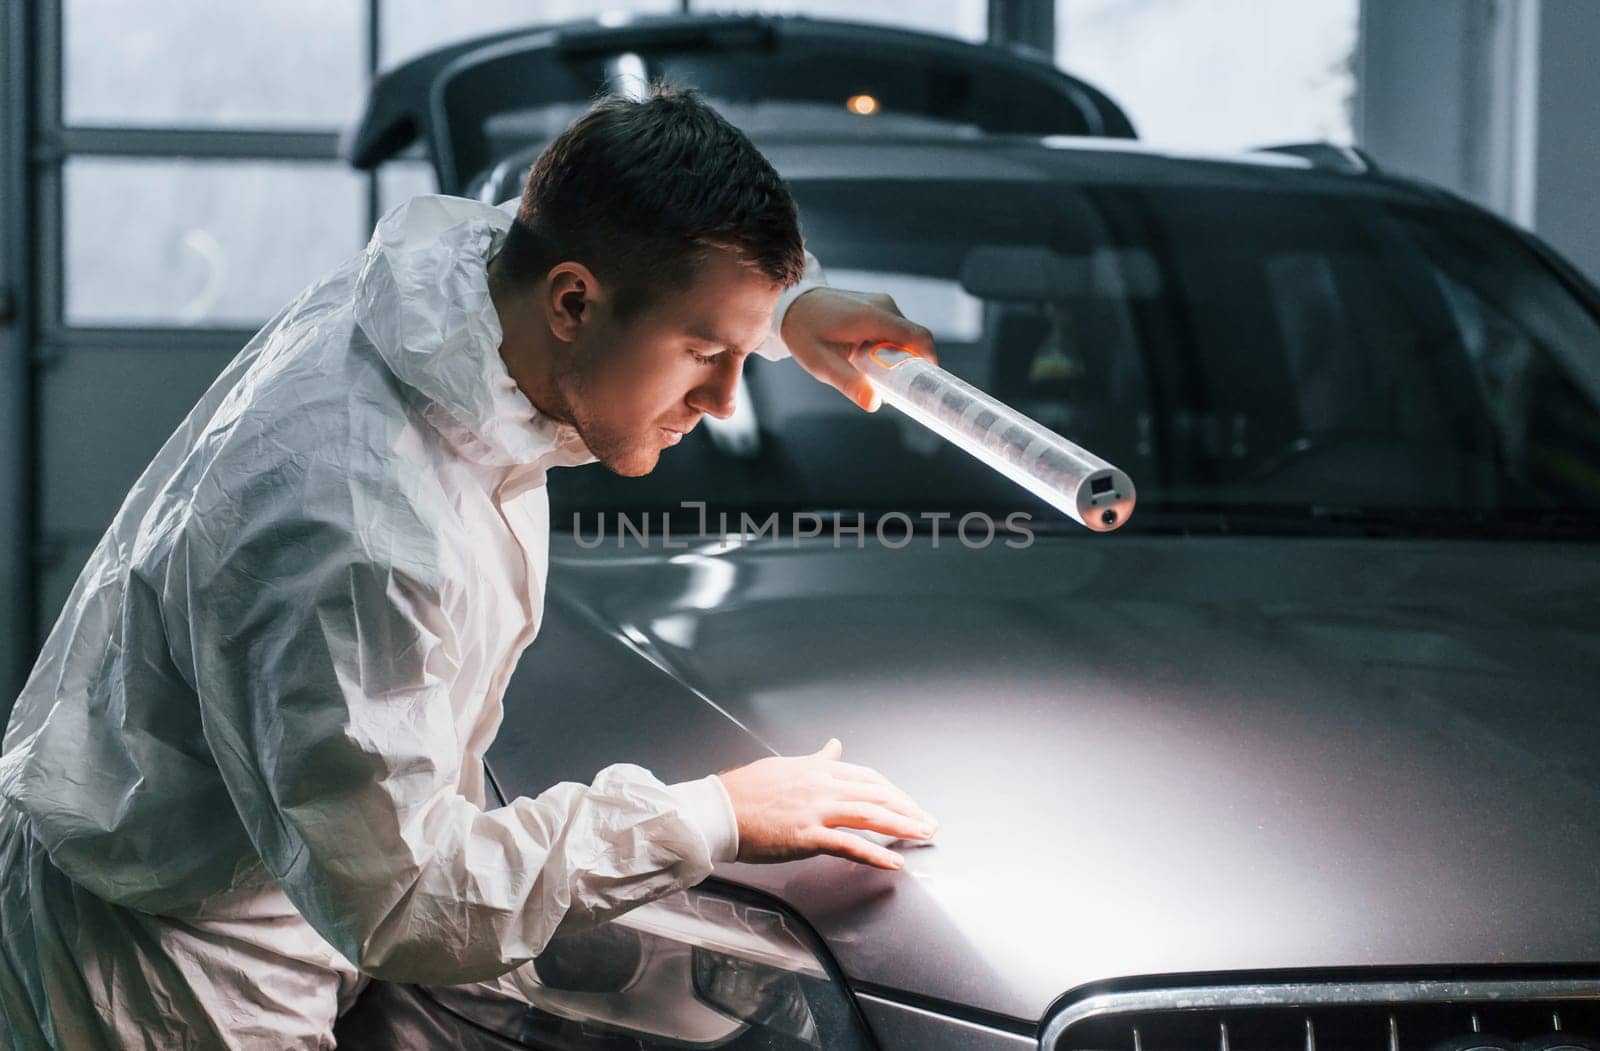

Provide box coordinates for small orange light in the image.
[846,93,880,116]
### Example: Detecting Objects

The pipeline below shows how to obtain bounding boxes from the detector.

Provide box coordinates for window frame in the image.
[15,0,387,672]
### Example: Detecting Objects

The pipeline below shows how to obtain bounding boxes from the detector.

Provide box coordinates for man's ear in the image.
[544,261,602,344]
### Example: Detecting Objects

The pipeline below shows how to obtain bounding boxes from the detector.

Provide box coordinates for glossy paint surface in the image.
[490,533,1600,1024]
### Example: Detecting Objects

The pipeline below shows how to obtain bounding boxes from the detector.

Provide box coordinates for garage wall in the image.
[32,347,234,631]
[1357,1,1491,198]
[1359,0,1600,285]
[1532,0,1600,283]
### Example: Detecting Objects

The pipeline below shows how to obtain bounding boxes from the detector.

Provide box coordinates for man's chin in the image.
[598,447,661,478]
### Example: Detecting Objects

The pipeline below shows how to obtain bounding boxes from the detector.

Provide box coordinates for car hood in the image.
[490,533,1600,1024]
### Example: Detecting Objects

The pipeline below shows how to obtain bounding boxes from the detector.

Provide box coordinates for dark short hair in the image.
[496,82,805,318]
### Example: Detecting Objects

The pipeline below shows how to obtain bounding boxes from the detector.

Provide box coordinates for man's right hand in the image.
[716,739,938,870]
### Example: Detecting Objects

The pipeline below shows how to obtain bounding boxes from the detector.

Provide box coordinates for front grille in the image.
[1043,979,1600,1051]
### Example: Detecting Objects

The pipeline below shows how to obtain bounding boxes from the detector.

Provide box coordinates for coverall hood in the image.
[354,194,596,469]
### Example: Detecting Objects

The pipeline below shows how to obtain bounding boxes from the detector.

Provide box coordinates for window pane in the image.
[688,0,987,42]
[65,158,368,327]
[378,161,440,219]
[381,0,677,70]
[1056,0,1358,151]
[65,0,366,128]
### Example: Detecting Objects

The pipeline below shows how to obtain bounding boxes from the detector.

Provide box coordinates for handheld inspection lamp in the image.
[858,343,1136,532]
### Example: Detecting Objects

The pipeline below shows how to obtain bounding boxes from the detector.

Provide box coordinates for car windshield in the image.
[550,176,1600,537]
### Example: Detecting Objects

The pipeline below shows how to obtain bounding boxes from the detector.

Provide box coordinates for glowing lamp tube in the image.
[859,344,1136,532]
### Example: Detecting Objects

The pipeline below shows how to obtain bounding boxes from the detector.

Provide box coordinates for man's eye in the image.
[690,349,719,365]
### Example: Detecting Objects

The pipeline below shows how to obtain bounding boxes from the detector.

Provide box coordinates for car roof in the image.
[471,129,1446,210]
[754,133,1443,201]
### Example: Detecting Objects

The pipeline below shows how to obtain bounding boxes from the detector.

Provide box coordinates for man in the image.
[0,85,936,1047]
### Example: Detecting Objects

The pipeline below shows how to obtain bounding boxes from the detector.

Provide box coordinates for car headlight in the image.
[418,884,874,1049]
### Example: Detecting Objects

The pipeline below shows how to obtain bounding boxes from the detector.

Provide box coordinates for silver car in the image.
[336,14,1600,1049]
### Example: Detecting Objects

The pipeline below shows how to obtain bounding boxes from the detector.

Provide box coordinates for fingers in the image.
[824,802,936,842]
[786,288,934,411]
[829,765,931,819]
[875,315,938,366]
[801,345,881,413]
[829,761,899,787]
[864,292,902,316]
[844,288,935,367]
[830,360,882,414]
[833,779,936,825]
[808,744,922,814]
[823,759,937,826]
[810,828,905,870]
[728,739,935,872]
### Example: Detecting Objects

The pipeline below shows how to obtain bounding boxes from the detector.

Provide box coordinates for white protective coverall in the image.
[0,194,823,1049]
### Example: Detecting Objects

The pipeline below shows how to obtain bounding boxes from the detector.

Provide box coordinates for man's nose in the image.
[689,360,740,420]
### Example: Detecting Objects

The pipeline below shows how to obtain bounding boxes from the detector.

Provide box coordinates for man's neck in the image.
[488,261,574,426]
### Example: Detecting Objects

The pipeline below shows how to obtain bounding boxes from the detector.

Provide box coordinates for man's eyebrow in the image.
[687,327,758,355]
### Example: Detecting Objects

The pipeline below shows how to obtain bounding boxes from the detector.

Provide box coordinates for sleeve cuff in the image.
[666,773,741,864]
[754,249,827,362]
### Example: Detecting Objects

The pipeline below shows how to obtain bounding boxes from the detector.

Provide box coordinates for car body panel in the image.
[855,993,1035,1049]
[488,532,1600,1023]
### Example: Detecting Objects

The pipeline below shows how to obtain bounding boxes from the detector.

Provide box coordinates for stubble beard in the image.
[560,354,659,478]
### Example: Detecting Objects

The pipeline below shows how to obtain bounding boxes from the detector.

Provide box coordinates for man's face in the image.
[558,250,781,477]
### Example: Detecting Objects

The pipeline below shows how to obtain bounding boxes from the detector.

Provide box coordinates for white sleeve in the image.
[182,515,727,986]
[753,248,827,362]
[666,774,740,863]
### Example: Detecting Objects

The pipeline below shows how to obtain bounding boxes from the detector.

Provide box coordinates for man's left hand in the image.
[780,288,937,412]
